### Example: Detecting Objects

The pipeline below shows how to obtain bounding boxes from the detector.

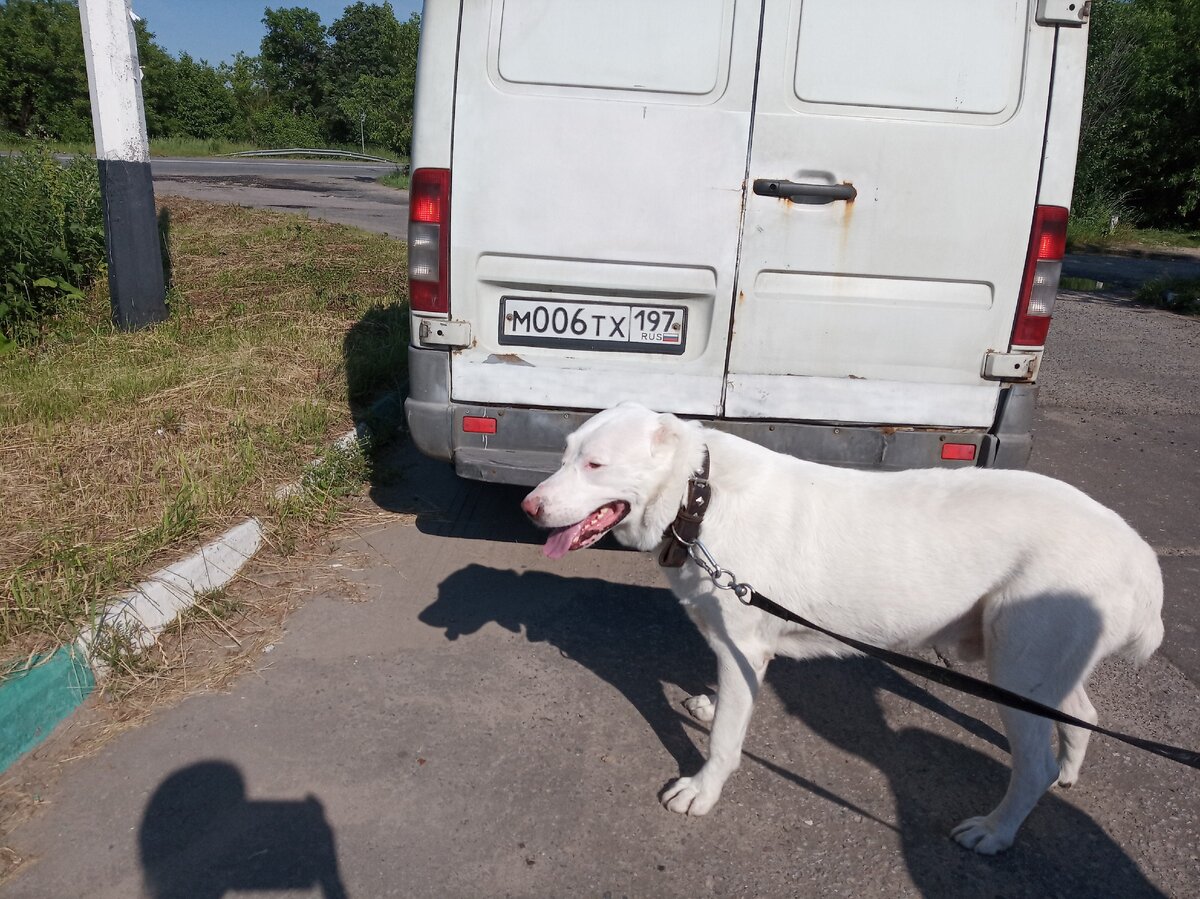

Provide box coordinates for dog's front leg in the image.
[662,641,768,816]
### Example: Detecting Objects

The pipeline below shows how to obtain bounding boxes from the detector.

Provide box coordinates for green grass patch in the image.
[1134,277,1200,315]
[378,167,410,191]
[0,134,403,162]
[1067,221,1200,253]
[1059,276,1105,292]
[1,197,409,659]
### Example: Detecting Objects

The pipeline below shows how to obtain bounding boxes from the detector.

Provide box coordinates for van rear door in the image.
[448,0,759,416]
[725,0,1054,427]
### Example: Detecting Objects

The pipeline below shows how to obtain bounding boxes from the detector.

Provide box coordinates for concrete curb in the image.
[0,395,402,775]
[77,518,266,666]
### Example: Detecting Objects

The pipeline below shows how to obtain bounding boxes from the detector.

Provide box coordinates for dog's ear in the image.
[651,413,680,457]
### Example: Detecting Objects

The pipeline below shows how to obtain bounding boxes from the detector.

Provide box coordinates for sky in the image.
[132,0,422,65]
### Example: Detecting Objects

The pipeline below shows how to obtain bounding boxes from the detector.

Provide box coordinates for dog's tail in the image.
[1121,548,1164,667]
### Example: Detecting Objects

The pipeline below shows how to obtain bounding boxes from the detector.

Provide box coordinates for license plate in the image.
[498,297,687,355]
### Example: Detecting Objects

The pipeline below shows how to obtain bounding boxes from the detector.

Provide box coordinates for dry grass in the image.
[0,197,409,661]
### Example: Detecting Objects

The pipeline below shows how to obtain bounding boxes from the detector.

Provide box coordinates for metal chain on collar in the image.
[670,526,754,603]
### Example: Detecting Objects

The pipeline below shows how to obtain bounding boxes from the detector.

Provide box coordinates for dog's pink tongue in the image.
[543,521,585,559]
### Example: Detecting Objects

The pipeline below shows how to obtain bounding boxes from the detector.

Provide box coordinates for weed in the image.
[0,147,105,349]
[378,167,410,191]
[1135,278,1200,315]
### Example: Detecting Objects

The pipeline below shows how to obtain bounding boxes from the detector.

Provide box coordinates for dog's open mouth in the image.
[542,501,631,559]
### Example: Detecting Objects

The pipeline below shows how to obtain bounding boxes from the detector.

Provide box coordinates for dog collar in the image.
[658,447,711,568]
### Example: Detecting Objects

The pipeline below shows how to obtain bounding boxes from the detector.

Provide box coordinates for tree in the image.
[324,6,420,153]
[220,52,270,142]
[136,17,181,139]
[1074,0,1200,228]
[171,53,237,140]
[0,0,91,141]
[260,6,328,118]
[323,1,402,143]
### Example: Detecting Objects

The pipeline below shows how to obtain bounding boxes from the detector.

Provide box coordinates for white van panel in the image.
[726,376,999,427]
[408,0,459,172]
[743,271,994,381]
[794,0,1026,116]
[498,0,730,95]
[726,0,1053,425]
[453,363,722,415]
[1039,27,1088,206]
[449,0,759,415]
[475,255,716,298]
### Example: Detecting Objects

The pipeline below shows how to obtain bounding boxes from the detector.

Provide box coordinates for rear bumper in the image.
[405,347,1036,486]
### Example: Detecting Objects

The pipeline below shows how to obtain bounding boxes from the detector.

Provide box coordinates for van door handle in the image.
[753,179,857,203]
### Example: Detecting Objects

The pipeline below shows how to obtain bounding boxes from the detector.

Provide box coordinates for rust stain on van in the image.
[737,290,746,306]
[484,353,533,367]
[839,182,856,259]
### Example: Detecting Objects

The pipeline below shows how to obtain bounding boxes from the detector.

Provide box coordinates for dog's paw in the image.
[1056,758,1082,789]
[951,816,1015,855]
[661,776,720,816]
[682,693,716,723]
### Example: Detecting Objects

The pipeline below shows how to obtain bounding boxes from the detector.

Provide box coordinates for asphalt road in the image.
[1064,252,1200,288]
[3,174,1198,897]
[151,156,408,236]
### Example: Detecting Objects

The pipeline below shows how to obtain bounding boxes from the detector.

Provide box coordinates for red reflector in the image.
[941,443,977,462]
[462,416,497,435]
[410,168,449,224]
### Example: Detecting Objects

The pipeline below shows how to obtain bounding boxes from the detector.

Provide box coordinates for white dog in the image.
[521,403,1163,854]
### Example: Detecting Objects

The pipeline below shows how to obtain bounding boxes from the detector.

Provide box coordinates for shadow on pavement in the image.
[367,440,636,553]
[139,761,349,899]
[772,656,1164,897]
[422,564,711,774]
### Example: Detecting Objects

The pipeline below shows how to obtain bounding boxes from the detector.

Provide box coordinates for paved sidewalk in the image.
[3,441,1198,898]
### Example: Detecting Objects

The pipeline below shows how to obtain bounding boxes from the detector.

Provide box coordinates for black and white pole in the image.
[79,0,166,330]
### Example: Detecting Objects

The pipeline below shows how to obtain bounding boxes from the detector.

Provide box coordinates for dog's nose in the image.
[521,493,543,520]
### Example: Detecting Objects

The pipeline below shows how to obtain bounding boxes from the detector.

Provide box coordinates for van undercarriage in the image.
[406,347,1038,487]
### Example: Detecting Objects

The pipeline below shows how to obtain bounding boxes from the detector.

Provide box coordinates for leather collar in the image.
[658,447,711,568]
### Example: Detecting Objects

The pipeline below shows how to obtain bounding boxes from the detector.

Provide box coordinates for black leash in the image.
[660,448,1200,771]
[745,588,1200,770]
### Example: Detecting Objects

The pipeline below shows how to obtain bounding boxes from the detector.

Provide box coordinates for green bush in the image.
[1135,277,1200,315]
[245,108,326,149]
[0,147,105,349]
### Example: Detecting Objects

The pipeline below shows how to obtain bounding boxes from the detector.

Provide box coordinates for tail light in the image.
[1011,205,1068,347]
[409,168,451,314]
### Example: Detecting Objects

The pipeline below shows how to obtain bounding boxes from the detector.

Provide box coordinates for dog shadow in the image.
[420,564,713,773]
[769,656,1165,897]
[422,566,1163,897]
[138,761,349,899]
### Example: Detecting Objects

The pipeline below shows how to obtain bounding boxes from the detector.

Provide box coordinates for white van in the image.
[404,0,1091,485]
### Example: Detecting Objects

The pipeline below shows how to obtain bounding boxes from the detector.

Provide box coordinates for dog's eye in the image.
[586,460,604,470]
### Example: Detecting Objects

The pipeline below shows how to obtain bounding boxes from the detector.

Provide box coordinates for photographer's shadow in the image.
[139,761,349,899]
[420,564,713,773]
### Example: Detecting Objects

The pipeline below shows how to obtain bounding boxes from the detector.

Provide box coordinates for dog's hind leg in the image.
[662,642,769,816]
[952,592,1095,854]
[1056,684,1097,788]
[951,704,1059,854]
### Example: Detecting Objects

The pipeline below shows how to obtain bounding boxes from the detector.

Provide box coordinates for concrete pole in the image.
[79,0,167,330]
